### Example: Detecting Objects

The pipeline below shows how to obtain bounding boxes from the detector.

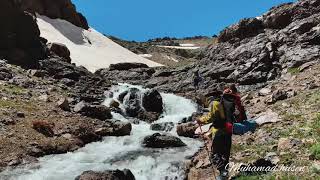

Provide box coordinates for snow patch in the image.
[139,54,153,58]
[37,15,162,72]
[156,45,200,50]
[179,43,195,47]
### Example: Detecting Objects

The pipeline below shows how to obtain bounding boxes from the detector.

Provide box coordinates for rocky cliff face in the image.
[15,0,89,29]
[97,0,320,97]
[0,0,47,68]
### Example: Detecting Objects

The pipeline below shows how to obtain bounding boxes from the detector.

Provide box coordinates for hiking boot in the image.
[216,170,229,180]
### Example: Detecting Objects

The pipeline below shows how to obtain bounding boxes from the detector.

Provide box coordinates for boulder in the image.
[96,121,132,136]
[150,122,174,132]
[142,133,186,148]
[258,88,272,96]
[137,111,160,123]
[109,63,149,71]
[0,67,13,81]
[142,89,163,113]
[123,88,142,117]
[18,0,89,29]
[75,169,135,180]
[255,109,280,125]
[57,97,70,111]
[74,101,112,120]
[109,100,120,108]
[47,43,71,63]
[32,120,55,137]
[39,58,91,81]
[71,123,101,144]
[176,122,197,138]
[0,117,16,126]
[218,18,264,42]
[0,0,46,68]
[263,3,294,29]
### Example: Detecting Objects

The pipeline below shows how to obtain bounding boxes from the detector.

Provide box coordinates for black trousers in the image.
[211,129,232,172]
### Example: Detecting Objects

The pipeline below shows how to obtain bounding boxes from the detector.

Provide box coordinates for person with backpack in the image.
[228,84,257,135]
[192,69,203,91]
[196,85,239,179]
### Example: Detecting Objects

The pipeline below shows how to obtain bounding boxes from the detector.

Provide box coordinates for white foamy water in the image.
[0,84,202,180]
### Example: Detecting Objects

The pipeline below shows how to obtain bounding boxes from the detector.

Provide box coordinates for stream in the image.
[0,84,203,180]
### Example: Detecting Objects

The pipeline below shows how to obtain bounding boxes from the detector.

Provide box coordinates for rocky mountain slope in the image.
[0,0,319,179]
[98,0,320,96]
[109,36,216,67]
[16,0,89,29]
[0,0,47,68]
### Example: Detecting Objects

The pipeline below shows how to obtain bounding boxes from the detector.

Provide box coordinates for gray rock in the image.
[57,97,70,111]
[75,169,135,180]
[142,133,186,148]
[150,122,174,132]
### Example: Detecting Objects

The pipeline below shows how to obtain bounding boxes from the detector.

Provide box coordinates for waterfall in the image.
[0,84,203,180]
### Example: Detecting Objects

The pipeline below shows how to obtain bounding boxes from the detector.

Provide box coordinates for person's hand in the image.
[196,118,203,125]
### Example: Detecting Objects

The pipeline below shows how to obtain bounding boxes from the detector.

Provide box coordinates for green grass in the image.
[310,143,320,160]
[288,67,300,75]
[0,84,26,95]
[0,99,38,113]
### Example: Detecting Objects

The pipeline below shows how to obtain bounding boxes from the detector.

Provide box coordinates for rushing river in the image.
[0,84,203,180]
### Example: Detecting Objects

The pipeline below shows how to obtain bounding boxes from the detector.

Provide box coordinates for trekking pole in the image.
[197,121,211,158]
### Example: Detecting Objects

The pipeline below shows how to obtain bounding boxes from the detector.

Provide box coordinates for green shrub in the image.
[288,67,300,74]
[310,143,320,160]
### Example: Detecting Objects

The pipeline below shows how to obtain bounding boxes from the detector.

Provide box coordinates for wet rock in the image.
[74,101,112,120]
[138,111,160,123]
[57,97,70,111]
[109,63,149,71]
[123,88,142,117]
[75,169,135,180]
[142,89,163,113]
[109,100,120,108]
[142,133,186,148]
[32,120,55,137]
[72,123,101,144]
[47,43,71,63]
[96,121,132,136]
[150,122,174,132]
[176,122,197,138]
[118,90,128,103]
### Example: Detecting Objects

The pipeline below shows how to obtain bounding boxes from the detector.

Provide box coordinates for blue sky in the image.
[73,0,295,42]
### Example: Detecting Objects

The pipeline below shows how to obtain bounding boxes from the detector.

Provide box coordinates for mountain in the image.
[108,35,217,67]
[0,0,319,179]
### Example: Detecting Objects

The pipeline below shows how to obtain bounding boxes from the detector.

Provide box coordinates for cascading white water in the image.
[0,84,203,180]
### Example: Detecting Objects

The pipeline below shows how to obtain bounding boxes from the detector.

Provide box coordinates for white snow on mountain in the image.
[37,15,162,72]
